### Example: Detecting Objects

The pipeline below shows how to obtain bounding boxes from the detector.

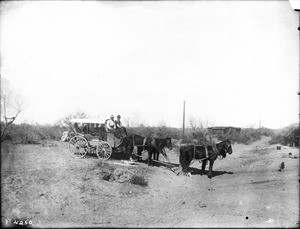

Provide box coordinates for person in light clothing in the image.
[106,115,116,130]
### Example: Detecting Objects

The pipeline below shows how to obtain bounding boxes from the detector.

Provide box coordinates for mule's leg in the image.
[201,160,207,174]
[124,146,129,160]
[152,149,157,166]
[127,143,135,162]
[147,150,153,166]
[152,151,158,166]
[179,151,189,173]
[137,147,143,162]
[156,151,159,161]
[208,160,214,179]
[127,146,133,162]
[151,152,154,166]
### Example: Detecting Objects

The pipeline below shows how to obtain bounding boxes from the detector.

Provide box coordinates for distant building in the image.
[207,126,241,136]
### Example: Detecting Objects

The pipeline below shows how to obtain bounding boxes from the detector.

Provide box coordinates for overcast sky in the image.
[1,0,298,128]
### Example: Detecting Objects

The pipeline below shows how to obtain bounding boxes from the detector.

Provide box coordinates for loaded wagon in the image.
[68,118,125,160]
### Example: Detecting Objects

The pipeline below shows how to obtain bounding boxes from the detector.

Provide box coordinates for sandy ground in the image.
[1,137,299,228]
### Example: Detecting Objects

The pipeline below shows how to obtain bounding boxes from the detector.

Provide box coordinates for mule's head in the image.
[165,137,172,150]
[217,139,232,158]
[224,139,232,155]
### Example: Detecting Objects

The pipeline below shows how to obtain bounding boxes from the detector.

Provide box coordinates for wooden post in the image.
[298,13,300,148]
[182,101,185,139]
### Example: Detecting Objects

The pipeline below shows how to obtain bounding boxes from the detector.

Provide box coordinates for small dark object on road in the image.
[278,162,285,172]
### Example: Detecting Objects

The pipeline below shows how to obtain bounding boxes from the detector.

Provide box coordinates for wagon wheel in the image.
[69,136,88,158]
[96,141,112,160]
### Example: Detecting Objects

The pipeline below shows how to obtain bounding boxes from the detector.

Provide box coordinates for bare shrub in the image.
[271,125,299,147]
[8,124,40,144]
[1,78,25,142]
[130,174,148,186]
[127,126,181,139]
[269,134,285,145]
[101,169,113,181]
[7,123,67,144]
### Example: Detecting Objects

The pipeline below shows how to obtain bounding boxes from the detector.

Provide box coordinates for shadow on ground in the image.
[190,167,234,178]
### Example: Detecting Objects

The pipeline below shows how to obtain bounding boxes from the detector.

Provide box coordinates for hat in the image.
[117,115,121,118]
[110,115,114,118]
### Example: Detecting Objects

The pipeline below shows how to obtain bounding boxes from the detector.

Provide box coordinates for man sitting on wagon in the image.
[74,123,82,133]
[94,123,101,134]
[114,115,127,137]
[106,115,116,131]
[82,124,88,134]
[115,115,122,128]
[106,115,123,140]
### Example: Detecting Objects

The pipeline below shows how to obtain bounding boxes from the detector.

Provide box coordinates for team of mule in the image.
[68,118,233,178]
[179,140,232,178]
[125,134,172,166]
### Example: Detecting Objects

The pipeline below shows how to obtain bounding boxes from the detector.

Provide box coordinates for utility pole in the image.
[289,0,300,147]
[298,13,300,147]
[182,101,185,139]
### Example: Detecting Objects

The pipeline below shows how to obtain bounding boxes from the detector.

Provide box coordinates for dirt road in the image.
[1,137,299,227]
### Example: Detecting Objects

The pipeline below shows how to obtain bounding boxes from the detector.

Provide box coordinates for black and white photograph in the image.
[1,0,299,227]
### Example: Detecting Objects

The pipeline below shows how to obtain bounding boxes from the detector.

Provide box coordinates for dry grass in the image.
[130,174,148,186]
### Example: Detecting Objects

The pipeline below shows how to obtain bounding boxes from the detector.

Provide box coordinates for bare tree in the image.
[123,117,130,127]
[157,119,167,127]
[189,116,214,130]
[130,113,140,127]
[188,116,215,144]
[1,78,24,142]
[189,116,199,130]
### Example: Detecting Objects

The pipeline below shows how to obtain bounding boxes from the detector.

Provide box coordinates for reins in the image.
[132,135,176,173]
[133,134,135,148]
[193,143,196,159]
[132,134,152,148]
[177,140,231,175]
[184,142,222,167]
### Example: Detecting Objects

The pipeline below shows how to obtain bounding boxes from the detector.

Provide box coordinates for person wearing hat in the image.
[115,115,122,129]
[73,122,82,133]
[106,115,116,130]
[115,115,127,137]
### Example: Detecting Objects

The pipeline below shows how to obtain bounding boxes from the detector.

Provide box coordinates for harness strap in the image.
[198,153,214,162]
[205,146,208,158]
[133,134,136,148]
[212,143,218,159]
[212,143,218,154]
[193,144,196,160]
[161,148,172,165]
[197,145,218,163]
[143,137,147,151]
[143,137,147,146]
[188,142,228,164]
[190,159,195,167]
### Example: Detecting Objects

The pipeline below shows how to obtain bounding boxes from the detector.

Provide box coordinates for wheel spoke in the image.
[70,138,76,145]
[69,136,88,158]
[96,141,112,160]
